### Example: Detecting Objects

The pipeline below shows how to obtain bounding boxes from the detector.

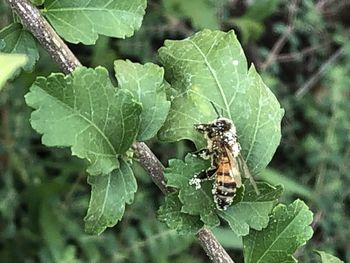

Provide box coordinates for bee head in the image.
[194,118,236,139]
[211,118,235,133]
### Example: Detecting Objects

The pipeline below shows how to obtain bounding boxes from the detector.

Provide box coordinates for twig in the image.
[63,172,85,207]
[197,228,234,263]
[259,0,298,71]
[275,42,331,63]
[6,0,81,73]
[295,47,345,98]
[132,142,169,194]
[6,1,234,262]
[260,26,293,71]
[311,210,323,230]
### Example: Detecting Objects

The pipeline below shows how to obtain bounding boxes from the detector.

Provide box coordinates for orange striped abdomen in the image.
[213,157,237,210]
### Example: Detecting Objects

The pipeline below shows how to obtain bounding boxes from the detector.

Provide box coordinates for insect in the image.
[189,103,259,210]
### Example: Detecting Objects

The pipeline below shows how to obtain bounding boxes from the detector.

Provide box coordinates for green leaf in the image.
[0,23,39,72]
[114,60,170,141]
[43,0,147,44]
[245,0,281,22]
[158,192,203,235]
[0,53,27,89]
[219,182,283,236]
[158,30,284,176]
[315,251,344,263]
[40,200,65,262]
[162,0,219,30]
[25,67,142,175]
[243,199,314,263]
[232,17,264,44]
[232,0,280,44]
[165,154,219,227]
[31,0,45,5]
[260,168,313,200]
[84,158,137,234]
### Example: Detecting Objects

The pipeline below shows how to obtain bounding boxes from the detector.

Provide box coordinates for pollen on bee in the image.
[189,177,202,189]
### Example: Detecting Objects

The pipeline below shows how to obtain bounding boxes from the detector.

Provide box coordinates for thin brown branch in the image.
[6,0,81,74]
[259,0,299,71]
[132,142,169,194]
[275,42,331,63]
[295,46,345,98]
[6,1,234,262]
[260,25,293,71]
[197,228,234,263]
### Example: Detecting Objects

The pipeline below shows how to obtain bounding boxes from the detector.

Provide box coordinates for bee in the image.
[189,103,258,210]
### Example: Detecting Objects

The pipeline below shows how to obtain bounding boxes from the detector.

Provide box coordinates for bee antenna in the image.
[209,101,221,119]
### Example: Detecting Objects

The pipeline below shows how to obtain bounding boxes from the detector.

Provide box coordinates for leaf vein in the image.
[188,39,232,119]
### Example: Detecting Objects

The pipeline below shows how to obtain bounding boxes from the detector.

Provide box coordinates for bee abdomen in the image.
[214,180,237,210]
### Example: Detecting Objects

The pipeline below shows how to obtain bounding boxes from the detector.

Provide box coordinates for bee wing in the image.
[237,154,260,195]
[224,146,242,188]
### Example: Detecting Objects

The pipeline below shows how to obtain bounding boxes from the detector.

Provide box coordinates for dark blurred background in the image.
[0,0,349,262]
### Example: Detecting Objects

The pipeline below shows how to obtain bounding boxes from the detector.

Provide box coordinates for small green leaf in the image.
[84,159,137,235]
[158,192,203,235]
[158,30,284,176]
[315,251,344,263]
[243,199,314,263]
[219,182,283,236]
[0,23,39,72]
[114,60,170,141]
[0,53,27,89]
[25,67,142,175]
[31,0,45,5]
[232,18,264,44]
[260,168,313,200]
[40,201,65,262]
[244,0,281,22]
[43,0,147,44]
[165,154,219,227]
[162,0,219,30]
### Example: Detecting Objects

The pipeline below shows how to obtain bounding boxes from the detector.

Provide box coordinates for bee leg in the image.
[189,167,217,190]
[196,167,217,180]
[193,123,210,133]
[192,148,212,160]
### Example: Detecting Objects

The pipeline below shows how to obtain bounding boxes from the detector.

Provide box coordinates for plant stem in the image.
[5,0,235,262]
[132,142,169,194]
[295,47,345,98]
[6,0,81,73]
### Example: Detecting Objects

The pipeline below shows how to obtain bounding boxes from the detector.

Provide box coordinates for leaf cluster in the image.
[1,0,348,262]
[24,61,170,234]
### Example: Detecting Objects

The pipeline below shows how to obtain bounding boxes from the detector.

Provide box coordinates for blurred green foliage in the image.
[1,0,349,262]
